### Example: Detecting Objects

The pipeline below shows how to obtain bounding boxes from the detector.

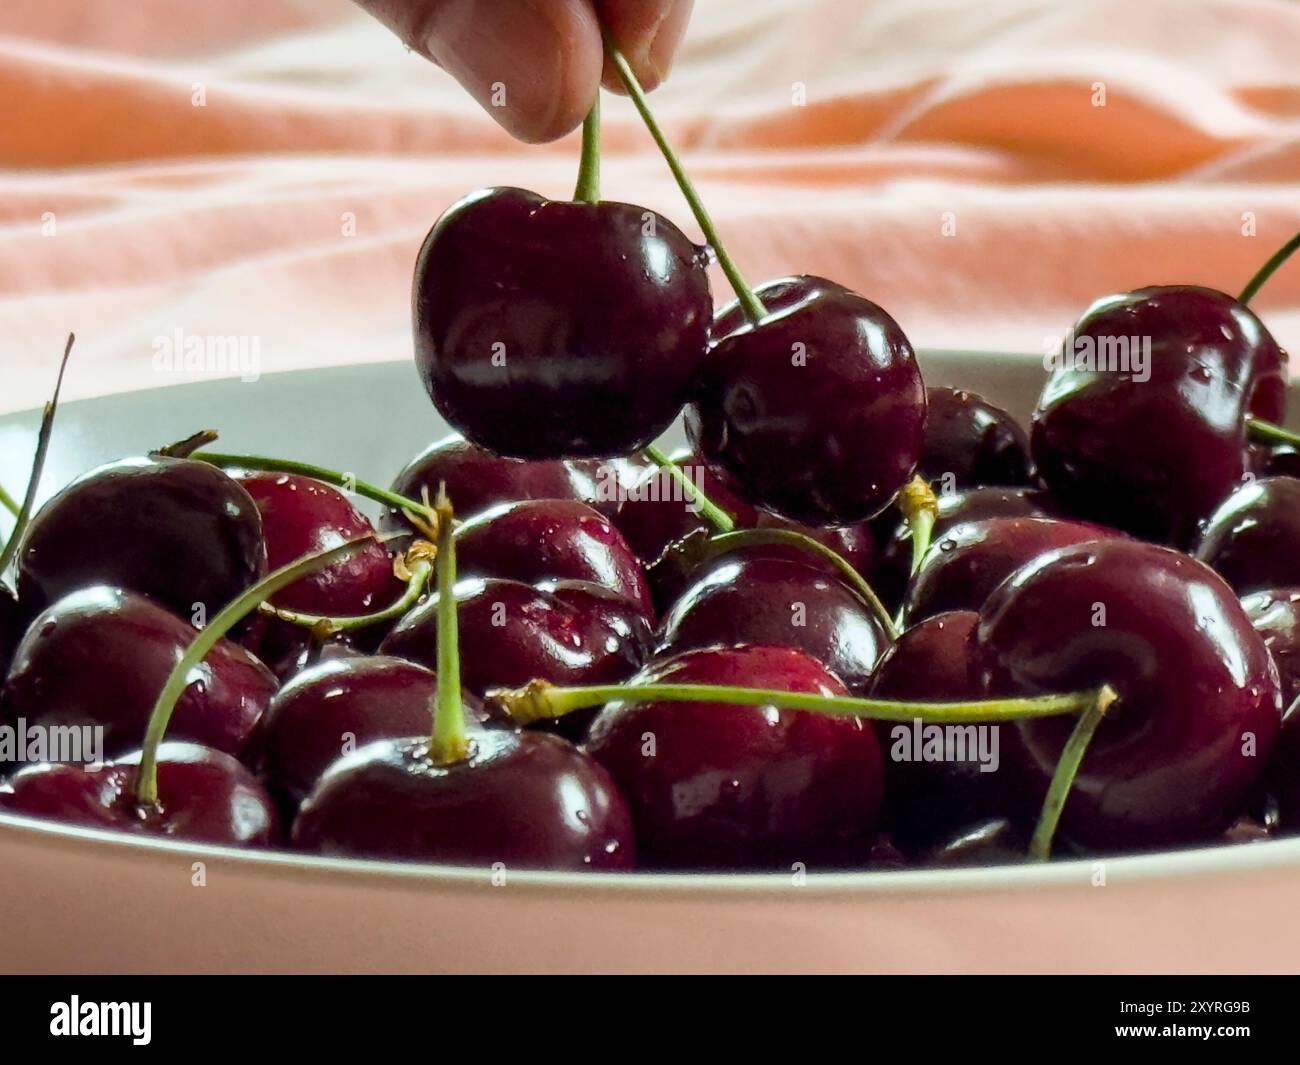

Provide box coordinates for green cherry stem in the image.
[573,94,601,204]
[604,35,767,324]
[642,444,735,533]
[492,677,1107,729]
[0,482,21,520]
[134,534,378,808]
[899,475,938,578]
[1239,229,1300,306]
[429,486,471,766]
[1028,685,1118,861]
[701,528,898,641]
[1247,418,1300,449]
[258,540,435,636]
[192,449,438,538]
[0,333,74,573]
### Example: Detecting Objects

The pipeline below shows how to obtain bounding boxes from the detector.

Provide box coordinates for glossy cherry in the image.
[656,552,891,693]
[380,434,610,534]
[585,644,884,870]
[1193,477,1300,595]
[15,455,266,620]
[1243,588,1300,710]
[454,499,654,619]
[380,577,652,704]
[253,654,497,811]
[1032,286,1288,544]
[902,517,1120,625]
[974,538,1282,850]
[413,186,712,458]
[921,817,1027,867]
[920,387,1032,489]
[0,741,279,846]
[0,584,20,679]
[868,610,1016,851]
[4,586,276,759]
[689,275,927,526]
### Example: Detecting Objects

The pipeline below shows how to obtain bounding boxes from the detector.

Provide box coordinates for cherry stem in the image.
[573,94,601,204]
[492,677,1106,728]
[258,541,435,636]
[1239,229,1300,306]
[604,34,767,324]
[134,534,378,808]
[0,333,74,573]
[899,475,938,578]
[1248,418,1300,449]
[703,528,898,641]
[642,445,735,533]
[429,485,471,766]
[1028,685,1118,861]
[0,482,20,520]
[191,449,438,539]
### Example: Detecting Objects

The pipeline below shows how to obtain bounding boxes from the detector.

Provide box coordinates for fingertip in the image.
[597,0,693,95]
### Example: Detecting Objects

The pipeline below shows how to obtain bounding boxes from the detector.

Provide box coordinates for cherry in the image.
[4,586,276,759]
[1243,588,1300,709]
[293,487,637,868]
[656,552,891,693]
[902,517,1121,625]
[584,644,884,869]
[688,275,926,526]
[1263,445,1300,480]
[1032,286,1287,544]
[874,486,1064,611]
[974,538,1282,850]
[1193,477,1300,595]
[921,817,1027,867]
[15,455,266,620]
[0,584,20,679]
[380,434,609,534]
[868,610,1016,850]
[413,186,711,458]
[920,387,1032,489]
[454,499,654,619]
[252,654,496,812]
[0,742,279,846]
[380,577,651,710]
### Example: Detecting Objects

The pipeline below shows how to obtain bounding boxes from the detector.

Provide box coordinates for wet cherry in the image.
[974,538,1282,850]
[413,187,712,458]
[689,275,926,526]
[920,387,1032,489]
[0,741,279,846]
[4,586,276,759]
[656,552,891,692]
[15,456,266,620]
[585,644,884,869]
[1193,476,1300,595]
[1032,286,1287,544]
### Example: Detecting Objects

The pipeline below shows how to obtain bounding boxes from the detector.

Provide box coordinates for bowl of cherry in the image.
[3,45,1300,974]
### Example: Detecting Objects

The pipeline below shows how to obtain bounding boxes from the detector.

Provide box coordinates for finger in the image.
[595,0,693,95]
[355,0,604,143]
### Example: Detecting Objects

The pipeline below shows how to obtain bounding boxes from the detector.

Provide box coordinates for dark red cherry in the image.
[0,742,278,846]
[656,552,891,693]
[902,517,1120,625]
[689,275,926,526]
[292,729,635,869]
[921,817,1027,867]
[1243,588,1300,709]
[1264,445,1300,480]
[868,610,1015,850]
[4,587,276,759]
[920,387,1032,489]
[0,584,20,679]
[1194,477,1300,595]
[454,499,654,619]
[413,186,712,458]
[253,654,497,811]
[975,539,1282,850]
[875,485,1065,611]
[234,472,400,617]
[586,644,884,870]
[380,434,609,535]
[1032,286,1288,544]
[380,577,652,702]
[16,456,266,620]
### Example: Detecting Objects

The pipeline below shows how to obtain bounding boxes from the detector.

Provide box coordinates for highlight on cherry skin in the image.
[3,45,1300,883]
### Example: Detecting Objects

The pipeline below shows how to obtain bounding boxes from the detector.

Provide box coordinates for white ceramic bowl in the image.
[1,354,1297,974]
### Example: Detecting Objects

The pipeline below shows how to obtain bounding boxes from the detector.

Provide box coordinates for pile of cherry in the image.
[3,42,1300,875]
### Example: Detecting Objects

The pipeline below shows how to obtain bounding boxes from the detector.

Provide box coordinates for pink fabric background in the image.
[1,0,1298,412]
